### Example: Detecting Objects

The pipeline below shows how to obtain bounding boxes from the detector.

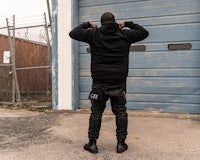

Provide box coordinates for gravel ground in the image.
[0,108,200,160]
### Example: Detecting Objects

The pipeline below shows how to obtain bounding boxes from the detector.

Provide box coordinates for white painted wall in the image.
[57,0,72,109]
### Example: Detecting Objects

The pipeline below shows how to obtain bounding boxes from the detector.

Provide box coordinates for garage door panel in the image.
[131,14,200,27]
[80,50,200,69]
[126,87,200,95]
[146,24,200,43]
[79,0,146,7]
[146,41,200,51]
[79,99,200,114]
[80,41,200,53]
[79,77,200,94]
[127,77,200,88]
[127,94,200,104]
[78,24,200,44]
[80,92,200,104]
[128,68,200,77]
[79,0,200,22]
[80,68,200,77]
[79,13,200,29]
[78,0,200,113]
[129,51,200,68]
[126,102,200,114]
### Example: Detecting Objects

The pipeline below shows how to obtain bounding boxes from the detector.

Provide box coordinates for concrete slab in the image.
[0,108,200,160]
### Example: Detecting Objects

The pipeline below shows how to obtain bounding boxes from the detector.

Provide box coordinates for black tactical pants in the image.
[88,81,128,141]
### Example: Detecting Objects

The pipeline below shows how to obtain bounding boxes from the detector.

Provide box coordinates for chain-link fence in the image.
[0,13,52,107]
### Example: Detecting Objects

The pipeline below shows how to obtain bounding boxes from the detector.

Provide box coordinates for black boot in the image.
[117,139,128,153]
[84,140,98,154]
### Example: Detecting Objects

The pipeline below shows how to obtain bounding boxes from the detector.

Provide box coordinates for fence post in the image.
[46,0,52,34]
[44,12,52,96]
[6,15,21,105]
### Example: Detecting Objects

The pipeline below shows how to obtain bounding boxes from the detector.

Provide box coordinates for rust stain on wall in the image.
[0,34,51,93]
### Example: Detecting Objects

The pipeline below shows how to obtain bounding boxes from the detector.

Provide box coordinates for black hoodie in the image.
[69,21,149,84]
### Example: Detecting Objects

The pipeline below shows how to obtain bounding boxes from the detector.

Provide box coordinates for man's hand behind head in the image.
[119,22,125,28]
[89,22,98,28]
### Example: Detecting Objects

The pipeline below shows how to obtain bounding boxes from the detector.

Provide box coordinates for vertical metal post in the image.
[6,15,21,105]
[6,18,15,104]
[44,12,52,95]
[12,15,21,104]
[46,0,52,34]
[51,0,58,109]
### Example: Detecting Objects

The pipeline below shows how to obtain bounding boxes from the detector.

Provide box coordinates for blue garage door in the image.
[78,0,200,114]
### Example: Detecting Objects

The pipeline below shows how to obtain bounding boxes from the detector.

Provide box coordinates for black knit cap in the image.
[101,12,116,25]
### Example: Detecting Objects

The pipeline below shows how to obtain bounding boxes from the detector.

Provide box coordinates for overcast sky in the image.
[0,0,50,26]
[0,0,51,42]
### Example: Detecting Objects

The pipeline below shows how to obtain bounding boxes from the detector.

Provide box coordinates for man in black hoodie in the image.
[69,12,149,154]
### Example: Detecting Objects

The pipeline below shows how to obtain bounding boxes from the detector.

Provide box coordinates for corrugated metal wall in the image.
[78,0,200,113]
[0,35,49,93]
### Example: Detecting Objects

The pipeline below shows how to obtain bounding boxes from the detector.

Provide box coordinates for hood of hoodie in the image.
[99,22,119,34]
